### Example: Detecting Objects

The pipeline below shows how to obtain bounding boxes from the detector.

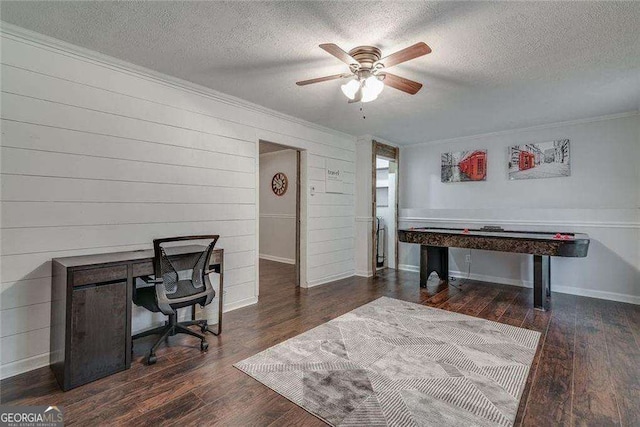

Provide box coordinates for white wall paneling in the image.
[399,114,640,305]
[0,25,356,379]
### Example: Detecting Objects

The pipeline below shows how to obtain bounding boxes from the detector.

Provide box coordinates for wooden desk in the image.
[51,246,223,391]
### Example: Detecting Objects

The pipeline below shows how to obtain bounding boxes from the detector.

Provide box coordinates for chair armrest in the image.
[138,275,158,285]
[154,279,175,315]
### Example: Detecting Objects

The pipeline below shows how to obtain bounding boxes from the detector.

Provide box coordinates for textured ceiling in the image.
[1,1,639,145]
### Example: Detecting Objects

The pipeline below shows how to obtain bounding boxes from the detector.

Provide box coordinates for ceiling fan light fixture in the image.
[340,79,361,100]
[298,42,430,101]
[361,75,384,103]
[360,88,378,103]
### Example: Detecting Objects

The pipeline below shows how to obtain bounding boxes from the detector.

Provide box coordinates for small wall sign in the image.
[325,159,343,193]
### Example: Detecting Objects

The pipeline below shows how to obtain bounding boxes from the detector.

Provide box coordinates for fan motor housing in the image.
[348,46,382,69]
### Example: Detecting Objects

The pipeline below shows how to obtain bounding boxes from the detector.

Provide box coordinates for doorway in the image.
[372,141,399,276]
[258,141,301,288]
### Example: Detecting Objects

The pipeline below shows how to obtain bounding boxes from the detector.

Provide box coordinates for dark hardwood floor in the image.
[2,259,639,426]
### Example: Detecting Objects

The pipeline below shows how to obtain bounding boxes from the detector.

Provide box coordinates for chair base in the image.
[202,324,221,336]
[132,314,208,365]
[190,307,221,336]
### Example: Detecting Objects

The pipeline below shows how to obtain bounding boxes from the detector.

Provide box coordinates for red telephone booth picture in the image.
[519,151,535,171]
[458,151,486,181]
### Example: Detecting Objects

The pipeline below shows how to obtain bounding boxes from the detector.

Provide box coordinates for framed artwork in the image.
[508,139,570,180]
[441,150,487,182]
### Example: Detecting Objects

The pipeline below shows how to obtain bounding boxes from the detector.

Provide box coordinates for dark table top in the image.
[53,245,222,268]
[400,227,589,242]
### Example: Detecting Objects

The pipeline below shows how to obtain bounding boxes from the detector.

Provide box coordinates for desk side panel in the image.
[49,260,67,388]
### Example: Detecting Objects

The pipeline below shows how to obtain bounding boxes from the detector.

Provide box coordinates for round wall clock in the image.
[271,172,288,196]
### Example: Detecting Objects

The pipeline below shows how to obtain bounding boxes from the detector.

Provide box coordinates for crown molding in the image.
[404,110,640,149]
[0,22,356,143]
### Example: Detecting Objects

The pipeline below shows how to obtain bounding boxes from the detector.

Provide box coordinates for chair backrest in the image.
[152,235,219,312]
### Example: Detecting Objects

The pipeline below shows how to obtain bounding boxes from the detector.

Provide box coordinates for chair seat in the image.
[133,284,208,313]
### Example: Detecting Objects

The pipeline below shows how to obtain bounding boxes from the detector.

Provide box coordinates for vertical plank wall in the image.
[0,28,356,378]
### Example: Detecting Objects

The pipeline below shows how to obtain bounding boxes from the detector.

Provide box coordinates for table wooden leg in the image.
[420,245,448,287]
[420,245,428,287]
[534,255,550,311]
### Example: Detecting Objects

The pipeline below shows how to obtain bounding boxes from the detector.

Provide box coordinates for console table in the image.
[50,246,223,391]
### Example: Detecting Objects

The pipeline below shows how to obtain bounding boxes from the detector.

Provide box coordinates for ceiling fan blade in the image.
[376,42,431,68]
[382,73,423,95]
[319,43,359,66]
[296,73,349,86]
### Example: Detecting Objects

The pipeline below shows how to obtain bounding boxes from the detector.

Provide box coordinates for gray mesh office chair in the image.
[132,235,218,365]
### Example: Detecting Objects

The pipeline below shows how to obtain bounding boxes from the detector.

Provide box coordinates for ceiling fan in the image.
[296,42,431,103]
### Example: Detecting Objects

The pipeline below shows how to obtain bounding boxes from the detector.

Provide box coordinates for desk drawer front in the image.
[72,265,128,287]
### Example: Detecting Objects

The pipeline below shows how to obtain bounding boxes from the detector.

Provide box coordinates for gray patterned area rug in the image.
[234,297,540,426]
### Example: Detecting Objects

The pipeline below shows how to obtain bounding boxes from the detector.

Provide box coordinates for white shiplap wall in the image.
[0,25,356,379]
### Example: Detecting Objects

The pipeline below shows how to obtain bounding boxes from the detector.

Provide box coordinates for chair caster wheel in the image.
[200,323,208,333]
[147,354,157,365]
[200,341,209,351]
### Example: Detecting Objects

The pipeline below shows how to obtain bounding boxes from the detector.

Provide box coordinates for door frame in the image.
[371,140,400,277]
[257,140,303,289]
[295,150,301,287]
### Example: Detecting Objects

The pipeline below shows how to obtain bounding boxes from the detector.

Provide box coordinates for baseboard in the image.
[0,353,50,381]
[355,269,373,277]
[223,296,259,312]
[398,264,420,273]
[449,270,533,289]
[551,286,640,305]
[306,270,355,288]
[0,296,260,381]
[259,254,296,265]
[399,264,532,288]
[397,264,639,305]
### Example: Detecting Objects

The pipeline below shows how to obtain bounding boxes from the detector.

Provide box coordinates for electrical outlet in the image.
[465,254,472,264]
